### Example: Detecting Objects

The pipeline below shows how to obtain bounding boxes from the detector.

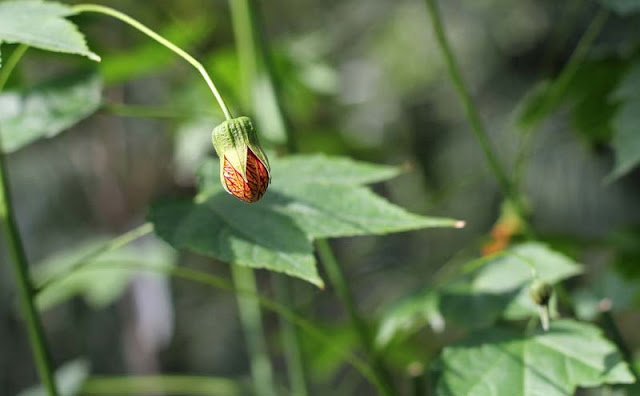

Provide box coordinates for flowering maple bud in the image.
[212,117,271,203]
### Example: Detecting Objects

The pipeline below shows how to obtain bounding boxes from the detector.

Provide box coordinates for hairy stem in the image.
[423,0,527,222]
[316,240,395,396]
[230,265,277,396]
[72,4,233,120]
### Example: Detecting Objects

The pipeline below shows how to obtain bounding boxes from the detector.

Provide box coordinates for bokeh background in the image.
[1,0,639,394]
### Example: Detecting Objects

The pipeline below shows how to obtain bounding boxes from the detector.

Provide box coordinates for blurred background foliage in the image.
[1,0,640,395]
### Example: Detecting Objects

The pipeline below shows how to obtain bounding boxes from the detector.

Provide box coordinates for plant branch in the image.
[423,0,527,221]
[72,4,233,120]
[316,240,396,396]
[81,375,247,396]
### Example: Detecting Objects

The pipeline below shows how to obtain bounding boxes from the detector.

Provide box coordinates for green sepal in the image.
[211,116,270,187]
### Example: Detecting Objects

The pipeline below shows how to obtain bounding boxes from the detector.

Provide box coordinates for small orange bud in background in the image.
[212,117,271,203]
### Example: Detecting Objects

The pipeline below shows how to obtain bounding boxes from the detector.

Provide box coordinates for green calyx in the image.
[211,116,271,181]
[529,280,553,306]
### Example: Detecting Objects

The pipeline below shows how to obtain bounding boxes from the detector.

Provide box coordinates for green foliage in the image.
[0,72,102,152]
[609,61,640,179]
[33,238,175,310]
[435,320,635,395]
[376,243,582,346]
[0,0,99,64]
[150,155,461,287]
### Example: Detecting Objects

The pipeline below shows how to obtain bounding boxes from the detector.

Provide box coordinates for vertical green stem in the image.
[273,275,308,396]
[423,0,527,221]
[229,0,306,394]
[316,240,395,396]
[0,47,59,396]
[230,265,277,396]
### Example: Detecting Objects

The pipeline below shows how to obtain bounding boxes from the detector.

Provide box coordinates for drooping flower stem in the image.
[423,0,528,223]
[0,51,59,394]
[71,4,233,120]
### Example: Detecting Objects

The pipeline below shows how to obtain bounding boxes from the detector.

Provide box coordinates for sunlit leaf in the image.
[375,290,443,348]
[0,0,99,61]
[151,155,461,287]
[0,72,102,152]
[436,320,635,396]
[441,243,583,327]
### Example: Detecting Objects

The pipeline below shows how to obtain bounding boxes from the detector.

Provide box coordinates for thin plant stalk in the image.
[316,240,396,396]
[229,0,306,394]
[0,47,59,396]
[423,0,527,223]
[0,44,28,91]
[72,4,233,120]
[230,265,277,396]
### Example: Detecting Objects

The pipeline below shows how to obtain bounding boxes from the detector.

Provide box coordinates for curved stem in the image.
[423,0,529,226]
[72,4,233,120]
[0,44,28,91]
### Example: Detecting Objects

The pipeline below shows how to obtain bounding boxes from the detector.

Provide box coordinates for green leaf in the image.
[375,290,443,348]
[441,243,583,327]
[0,0,99,61]
[573,269,639,321]
[33,238,175,310]
[609,62,640,179]
[0,72,102,152]
[151,155,461,287]
[598,0,640,14]
[436,320,635,396]
[17,359,90,396]
[150,194,322,287]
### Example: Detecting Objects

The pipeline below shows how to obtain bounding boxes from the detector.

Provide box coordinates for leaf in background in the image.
[17,359,90,396]
[441,243,582,327]
[99,17,213,84]
[598,0,640,14]
[573,270,639,321]
[0,72,102,152]
[517,58,626,145]
[33,239,175,310]
[375,290,443,348]
[609,61,640,179]
[0,0,99,61]
[435,320,635,396]
[151,155,461,287]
